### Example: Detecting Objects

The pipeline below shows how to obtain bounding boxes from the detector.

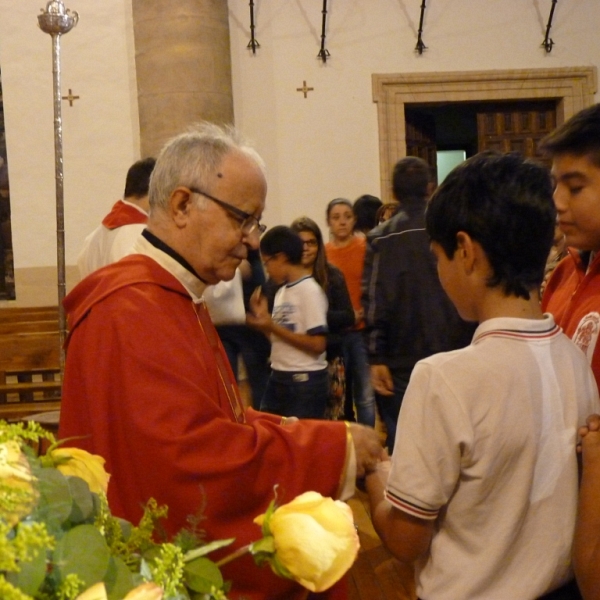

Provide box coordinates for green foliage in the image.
[149,544,185,597]
[98,496,169,571]
[0,420,297,600]
[0,421,55,447]
[183,557,223,594]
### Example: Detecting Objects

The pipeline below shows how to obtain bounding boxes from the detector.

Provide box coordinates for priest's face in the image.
[181,150,267,284]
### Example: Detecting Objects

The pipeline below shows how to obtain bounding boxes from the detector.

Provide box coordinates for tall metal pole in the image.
[37,1,78,371]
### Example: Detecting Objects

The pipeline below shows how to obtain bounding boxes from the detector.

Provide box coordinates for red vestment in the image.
[542,249,600,388]
[59,255,349,600]
[101,199,148,228]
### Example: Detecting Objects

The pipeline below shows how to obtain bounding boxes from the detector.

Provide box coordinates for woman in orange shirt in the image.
[325,198,376,427]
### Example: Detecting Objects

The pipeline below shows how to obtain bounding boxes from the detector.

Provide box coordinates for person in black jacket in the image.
[362,157,475,452]
[291,216,355,419]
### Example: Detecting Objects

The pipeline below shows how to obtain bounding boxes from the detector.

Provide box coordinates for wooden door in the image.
[477,101,556,164]
[405,110,437,173]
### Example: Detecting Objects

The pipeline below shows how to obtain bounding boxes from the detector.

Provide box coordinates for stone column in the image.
[132,1,234,158]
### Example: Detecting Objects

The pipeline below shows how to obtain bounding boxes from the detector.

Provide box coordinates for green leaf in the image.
[5,546,47,596]
[34,467,73,533]
[183,538,235,562]
[66,476,94,524]
[105,556,135,600]
[183,557,223,594]
[54,524,111,587]
[260,499,277,537]
[249,536,275,555]
[116,517,132,542]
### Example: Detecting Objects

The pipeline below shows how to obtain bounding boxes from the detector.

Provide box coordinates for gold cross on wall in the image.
[62,89,80,107]
[296,81,314,98]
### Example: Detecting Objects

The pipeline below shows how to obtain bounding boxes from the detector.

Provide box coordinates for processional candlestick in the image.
[415,0,427,55]
[317,0,330,63]
[247,0,260,54]
[542,0,558,53]
[37,0,79,370]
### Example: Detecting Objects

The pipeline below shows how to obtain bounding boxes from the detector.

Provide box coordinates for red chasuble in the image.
[60,255,349,600]
[101,199,148,229]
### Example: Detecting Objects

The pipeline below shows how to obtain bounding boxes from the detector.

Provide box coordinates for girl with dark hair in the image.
[290,216,355,419]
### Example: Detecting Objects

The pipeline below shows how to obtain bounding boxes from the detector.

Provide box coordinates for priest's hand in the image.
[349,423,384,479]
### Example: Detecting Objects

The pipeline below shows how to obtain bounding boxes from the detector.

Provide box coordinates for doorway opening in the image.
[372,67,597,202]
[405,99,558,184]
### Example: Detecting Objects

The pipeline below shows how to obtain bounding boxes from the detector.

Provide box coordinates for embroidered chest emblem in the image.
[573,312,600,361]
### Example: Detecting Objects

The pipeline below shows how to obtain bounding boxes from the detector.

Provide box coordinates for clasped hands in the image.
[348,423,388,479]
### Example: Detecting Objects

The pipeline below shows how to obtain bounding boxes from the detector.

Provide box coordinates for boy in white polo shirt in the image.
[366,152,600,600]
[248,225,329,418]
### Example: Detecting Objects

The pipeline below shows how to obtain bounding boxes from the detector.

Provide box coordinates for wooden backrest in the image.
[0,307,62,423]
[0,332,61,372]
[0,306,59,323]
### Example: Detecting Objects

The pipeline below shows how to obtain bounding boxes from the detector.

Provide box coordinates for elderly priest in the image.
[58,123,383,600]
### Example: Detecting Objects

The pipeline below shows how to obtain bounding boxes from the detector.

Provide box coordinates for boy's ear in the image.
[455,231,477,273]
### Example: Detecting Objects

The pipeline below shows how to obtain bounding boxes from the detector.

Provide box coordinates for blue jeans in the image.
[260,368,329,419]
[343,331,376,427]
[375,369,410,454]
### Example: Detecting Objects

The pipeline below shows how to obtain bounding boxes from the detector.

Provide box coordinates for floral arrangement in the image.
[0,420,360,600]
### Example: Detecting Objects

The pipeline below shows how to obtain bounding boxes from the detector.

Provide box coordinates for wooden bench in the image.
[0,307,62,425]
[0,306,59,324]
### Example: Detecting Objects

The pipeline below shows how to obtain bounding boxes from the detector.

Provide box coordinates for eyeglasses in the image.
[262,254,278,267]
[302,239,318,247]
[188,187,267,236]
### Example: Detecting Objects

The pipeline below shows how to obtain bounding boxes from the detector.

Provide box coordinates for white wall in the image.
[0,0,139,271]
[228,0,600,236]
[1,0,599,280]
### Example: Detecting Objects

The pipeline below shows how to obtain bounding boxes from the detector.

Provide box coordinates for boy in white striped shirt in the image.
[366,152,600,600]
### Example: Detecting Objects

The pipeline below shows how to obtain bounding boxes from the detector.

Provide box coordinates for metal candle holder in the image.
[37,0,78,370]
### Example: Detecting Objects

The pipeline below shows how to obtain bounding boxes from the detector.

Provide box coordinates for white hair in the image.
[149,122,265,212]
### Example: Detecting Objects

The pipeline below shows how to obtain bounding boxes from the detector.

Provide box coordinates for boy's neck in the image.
[477,288,544,323]
[284,264,312,284]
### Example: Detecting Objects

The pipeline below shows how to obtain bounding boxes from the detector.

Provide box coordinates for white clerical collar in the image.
[131,235,207,302]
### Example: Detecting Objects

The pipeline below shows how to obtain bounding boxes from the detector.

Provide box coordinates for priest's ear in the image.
[169,187,195,227]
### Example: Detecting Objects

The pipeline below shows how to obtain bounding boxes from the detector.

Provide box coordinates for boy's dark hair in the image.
[392,156,431,206]
[124,157,156,198]
[353,194,382,233]
[425,151,555,300]
[540,103,600,167]
[259,225,303,265]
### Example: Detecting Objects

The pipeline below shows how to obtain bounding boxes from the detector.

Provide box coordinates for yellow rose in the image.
[254,491,360,592]
[0,440,38,526]
[124,583,164,600]
[75,582,107,600]
[0,440,34,481]
[50,447,110,494]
